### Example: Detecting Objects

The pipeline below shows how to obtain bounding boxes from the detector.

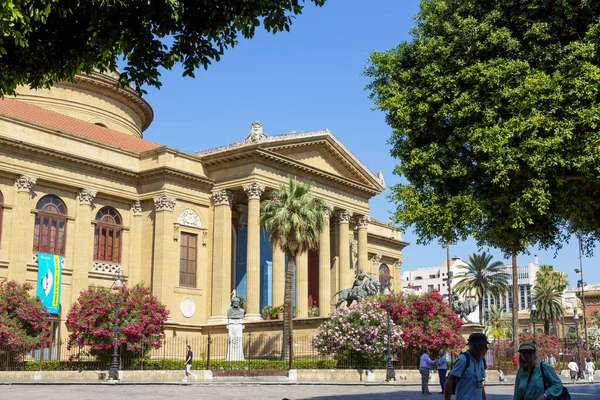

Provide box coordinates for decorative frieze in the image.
[153,195,176,212]
[77,188,97,205]
[243,182,265,200]
[132,200,143,215]
[177,208,202,228]
[355,215,371,228]
[211,189,232,206]
[92,261,122,275]
[16,175,37,192]
[337,210,352,223]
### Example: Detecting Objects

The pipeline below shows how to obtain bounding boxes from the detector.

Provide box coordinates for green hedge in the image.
[23,358,338,371]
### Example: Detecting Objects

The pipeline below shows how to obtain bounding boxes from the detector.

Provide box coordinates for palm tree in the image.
[532,284,564,335]
[260,178,327,366]
[485,304,511,340]
[535,264,568,292]
[453,252,510,325]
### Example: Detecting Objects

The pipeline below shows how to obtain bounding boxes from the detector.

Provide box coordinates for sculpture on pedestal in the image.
[452,295,477,323]
[226,296,245,361]
[330,270,380,308]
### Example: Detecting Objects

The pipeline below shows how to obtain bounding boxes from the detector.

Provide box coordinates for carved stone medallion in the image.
[177,208,202,228]
[180,297,196,318]
[78,189,97,205]
[132,200,143,215]
[16,175,37,192]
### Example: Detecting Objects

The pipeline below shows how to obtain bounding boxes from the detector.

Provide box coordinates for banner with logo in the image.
[36,253,63,314]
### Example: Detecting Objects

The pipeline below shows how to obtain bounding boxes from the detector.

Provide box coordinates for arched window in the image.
[379,264,391,292]
[33,195,67,256]
[0,191,3,247]
[94,207,122,263]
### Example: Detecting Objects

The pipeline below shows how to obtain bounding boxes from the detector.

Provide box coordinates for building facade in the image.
[0,72,408,340]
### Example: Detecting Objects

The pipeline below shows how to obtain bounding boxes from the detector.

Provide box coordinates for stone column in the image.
[356,215,370,274]
[151,195,176,301]
[8,175,37,282]
[243,182,265,321]
[318,208,332,315]
[337,210,353,289]
[71,189,97,300]
[272,244,285,308]
[209,189,233,324]
[296,250,308,318]
[393,259,403,294]
[128,201,143,284]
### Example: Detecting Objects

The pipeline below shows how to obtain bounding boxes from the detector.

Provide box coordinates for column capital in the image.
[355,215,371,228]
[372,254,382,263]
[394,258,403,269]
[77,188,97,205]
[212,189,233,206]
[323,205,334,219]
[153,195,176,212]
[336,210,352,223]
[132,200,143,215]
[15,175,37,192]
[243,182,265,200]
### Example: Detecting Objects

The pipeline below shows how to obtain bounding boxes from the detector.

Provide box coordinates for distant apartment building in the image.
[402,255,540,323]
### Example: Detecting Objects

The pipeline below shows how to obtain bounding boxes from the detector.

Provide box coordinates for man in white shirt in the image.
[568,359,579,384]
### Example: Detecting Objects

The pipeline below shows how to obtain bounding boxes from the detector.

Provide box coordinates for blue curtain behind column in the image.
[260,228,273,313]
[235,225,248,298]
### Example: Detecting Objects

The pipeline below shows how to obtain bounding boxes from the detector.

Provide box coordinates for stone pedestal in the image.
[226,319,245,361]
[461,323,485,341]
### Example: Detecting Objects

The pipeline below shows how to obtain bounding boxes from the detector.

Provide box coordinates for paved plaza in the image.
[0,383,598,400]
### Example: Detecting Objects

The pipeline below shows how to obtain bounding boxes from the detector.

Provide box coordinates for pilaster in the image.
[70,189,97,299]
[129,200,143,284]
[8,175,37,282]
[151,195,176,302]
[243,182,265,321]
[356,215,369,274]
[208,189,233,324]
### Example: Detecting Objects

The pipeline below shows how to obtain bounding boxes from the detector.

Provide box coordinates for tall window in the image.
[179,233,197,288]
[0,191,3,246]
[33,195,67,256]
[379,264,391,292]
[94,207,122,263]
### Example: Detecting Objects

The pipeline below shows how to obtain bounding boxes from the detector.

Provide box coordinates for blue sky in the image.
[139,0,598,288]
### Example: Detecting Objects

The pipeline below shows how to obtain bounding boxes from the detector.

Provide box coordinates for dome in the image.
[14,71,153,138]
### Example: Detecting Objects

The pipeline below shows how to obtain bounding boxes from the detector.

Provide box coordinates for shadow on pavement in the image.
[298,388,514,400]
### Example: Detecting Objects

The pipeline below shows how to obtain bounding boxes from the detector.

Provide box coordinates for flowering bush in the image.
[587,326,600,351]
[313,297,403,364]
[518,332,560,360]
[388,291,466,351]
[66,284,169,362]
[0,280,52,353]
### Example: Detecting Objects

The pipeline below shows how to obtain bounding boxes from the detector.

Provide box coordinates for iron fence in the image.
[0,335,421,372]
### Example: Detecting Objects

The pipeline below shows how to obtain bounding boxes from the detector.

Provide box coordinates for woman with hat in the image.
[514,342,563,400]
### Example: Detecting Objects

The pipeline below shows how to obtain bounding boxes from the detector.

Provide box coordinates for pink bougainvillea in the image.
[518,332,560,361]
[0,280,52,352]
[386,290,466,352]
[66,284,169,360]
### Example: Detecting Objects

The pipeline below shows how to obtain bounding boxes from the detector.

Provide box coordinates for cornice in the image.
[139,166,214,188]
[368,232,410,249]
[59,72,154,132]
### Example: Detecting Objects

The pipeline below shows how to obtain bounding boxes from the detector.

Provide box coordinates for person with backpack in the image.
[444,333,488,400]
[513,342,565,400]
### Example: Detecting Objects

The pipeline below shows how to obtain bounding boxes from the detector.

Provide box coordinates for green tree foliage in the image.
[532,265,565,334]
[453,252,509,324]
[485,304,511,340]
[0,0,326,96]
[591,309,600,327]
[364,0,600,255]
[260,178,327,364]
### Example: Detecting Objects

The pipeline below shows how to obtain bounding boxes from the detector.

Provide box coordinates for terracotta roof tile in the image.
[0,97,162,153]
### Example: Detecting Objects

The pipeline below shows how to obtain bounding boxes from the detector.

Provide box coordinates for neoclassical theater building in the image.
[0,72,408,339]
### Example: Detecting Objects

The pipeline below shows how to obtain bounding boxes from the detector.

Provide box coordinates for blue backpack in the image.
[540,362,571,400]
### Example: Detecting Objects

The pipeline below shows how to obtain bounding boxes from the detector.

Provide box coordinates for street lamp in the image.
[440,241,456,309]
[383,287,396,382]
[573,309,584,380]
[530,302,538,345]
[108,273,124,380]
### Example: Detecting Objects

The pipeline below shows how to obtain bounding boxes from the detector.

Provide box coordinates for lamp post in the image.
[576,233,588,349]
[108,273,124,380]
[440,241,456,310]
[383,288,396,382]
[573,310,584,380]
[530,302,538,345]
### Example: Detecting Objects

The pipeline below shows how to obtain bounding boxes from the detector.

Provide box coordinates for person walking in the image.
[549,354,557,369]
[585,358,595,384]
[444,333,488,400]
[513,342,563,400]
[568,358,579,385]
[437,350,447,394]
[182,344,198,382]
[419,349,437,395]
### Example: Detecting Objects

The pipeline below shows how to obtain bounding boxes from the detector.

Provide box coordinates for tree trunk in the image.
[512,252,519,353]
[479,297,484,326]
[544,320,550,335]
[281,253,296,366]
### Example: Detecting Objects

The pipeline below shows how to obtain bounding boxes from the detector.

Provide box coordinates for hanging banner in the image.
[36,253,62,314]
